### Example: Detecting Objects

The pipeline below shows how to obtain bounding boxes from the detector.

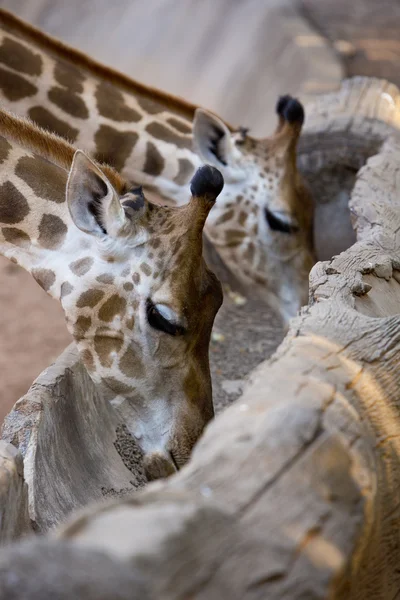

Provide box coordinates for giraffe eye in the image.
[146,301,185,336]
[264,208,299,234]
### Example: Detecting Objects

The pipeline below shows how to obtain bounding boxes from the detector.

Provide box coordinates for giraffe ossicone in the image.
[0,108,224,481]
[0,8,315,323]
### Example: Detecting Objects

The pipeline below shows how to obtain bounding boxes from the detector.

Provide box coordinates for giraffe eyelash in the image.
[146,300,186,336]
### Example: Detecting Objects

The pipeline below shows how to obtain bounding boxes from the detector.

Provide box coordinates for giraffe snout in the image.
[143,450,178,481]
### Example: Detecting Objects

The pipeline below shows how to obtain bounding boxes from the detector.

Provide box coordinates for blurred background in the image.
[0,0,399,423]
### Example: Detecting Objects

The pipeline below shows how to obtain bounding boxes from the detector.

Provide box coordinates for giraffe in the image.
[0,108,224,481]
[0,9,314,323]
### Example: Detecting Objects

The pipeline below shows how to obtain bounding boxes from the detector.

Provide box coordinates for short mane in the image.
[0,8,203,123]
[0,109,126,193]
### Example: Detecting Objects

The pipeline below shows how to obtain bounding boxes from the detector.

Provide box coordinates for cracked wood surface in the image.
[1,78,400,599]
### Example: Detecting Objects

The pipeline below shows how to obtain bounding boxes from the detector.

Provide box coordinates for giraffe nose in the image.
[264,207,299,234]
[143,450,178,481]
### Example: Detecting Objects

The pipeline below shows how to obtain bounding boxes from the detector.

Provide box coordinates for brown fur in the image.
[0,108,126,192]
[0,9,204,124]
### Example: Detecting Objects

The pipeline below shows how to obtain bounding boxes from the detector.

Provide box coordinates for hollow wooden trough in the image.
[1,77,400,599]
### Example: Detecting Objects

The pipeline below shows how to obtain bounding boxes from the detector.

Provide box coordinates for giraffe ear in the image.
[67,150,127,237]
[193,109,246,182]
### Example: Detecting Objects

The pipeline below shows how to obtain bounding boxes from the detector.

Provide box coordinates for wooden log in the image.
[299,76,400,261]
[2,346,146,532]
[0,441,30,543]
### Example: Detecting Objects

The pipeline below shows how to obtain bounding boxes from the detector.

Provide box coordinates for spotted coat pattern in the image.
[0,110,223,480]
[0,10,315,321]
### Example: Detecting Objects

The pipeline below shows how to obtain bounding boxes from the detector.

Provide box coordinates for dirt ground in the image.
[0,257,71,423]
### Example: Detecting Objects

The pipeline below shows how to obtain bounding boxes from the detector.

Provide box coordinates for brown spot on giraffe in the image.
[16,156,66,203]
[145,122,192,150]
[0,138,11,164]
[54,61,85,94]
[214,209,234,226]
[0,181,30,224]
[0,37,42,76]
[95,81,142,122]
[94,335,123,368]
[0,67,38,101]
[38,214,68,249]
[126,315,135,330]
[32,268,56,291]
[28,106,79,144]
[73,315,92,339]
[166,117,192,134]
[2,227,31,248]
[140,263,152,276]
[96,273,114,285]
[243,242,255,263]
[149,238,160,249]
[225,229,246,247]
[81,349,95,372]
[60,281,73,298]
[76,289,105,308]
[48,86,89,119]
[135,95,163,114]
[119,345,145,379]
[238,211,247,226]
[162,223,174,235]
[254,275,267,286]
[98,294,127,322]
[174,158,195,186]
[101,377,135,396]
[123,282,134,292]
[94,125,138,172]
[69,257,94,276]
[143,141,164,176]
[132,272,140,285]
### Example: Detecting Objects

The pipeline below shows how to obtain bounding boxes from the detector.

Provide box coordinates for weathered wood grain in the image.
[0,441,30,542]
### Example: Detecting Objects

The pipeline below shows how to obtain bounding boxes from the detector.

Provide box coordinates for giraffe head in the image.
[193,95,314,323]
[0,105,224,482]
[62,156,224,479]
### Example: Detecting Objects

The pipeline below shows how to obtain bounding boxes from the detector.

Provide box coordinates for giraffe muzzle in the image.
[143,450,179,481]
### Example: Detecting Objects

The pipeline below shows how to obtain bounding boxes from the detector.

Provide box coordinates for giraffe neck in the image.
[0,115,125,298]
[0,9,315,323]
[0,10,206,203]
